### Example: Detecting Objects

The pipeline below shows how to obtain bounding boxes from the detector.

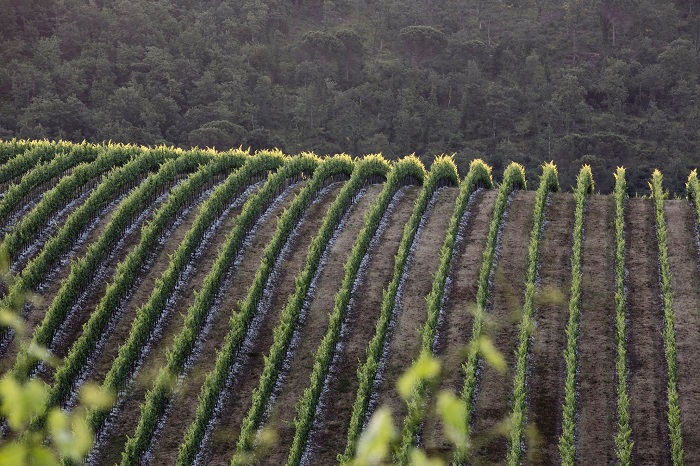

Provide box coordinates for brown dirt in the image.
[201,182,346,466]
[469,190,535,465]
[576,195,617,465]
[93,182,305,466]
[257,184,383,466]
[36,180,185,383]
[524,192,575,465]
[0,187,138,374]
[303,186,421,466]
[664,200,700,465]
[19,185,96,251]
[143,181,319,466]
[422,189,497,456]
[86,184,231,386]
[16,174,140,271]
[625,198,670,466]
[373,187,459,424]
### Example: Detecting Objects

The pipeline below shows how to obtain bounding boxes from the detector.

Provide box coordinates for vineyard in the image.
[2,140,700,465]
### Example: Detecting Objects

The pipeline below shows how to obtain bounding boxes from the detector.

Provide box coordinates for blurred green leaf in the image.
[27,445,55,466]
[410,449,445,466]
[436,391,468,448]
[0,377,47,430]
[26,342,60,368]
[353,408,397,466]
[79,382,115,411]
[0,309,24,334]
[535,286,566,306]
[47,410,70,453]
[397,353,440,400]
[47,409,93,461]
[477,336,506,373]
[0,443,25,466]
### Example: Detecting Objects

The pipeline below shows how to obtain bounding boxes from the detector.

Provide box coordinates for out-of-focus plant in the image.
[0,249,114,466]
[347,350,484,466]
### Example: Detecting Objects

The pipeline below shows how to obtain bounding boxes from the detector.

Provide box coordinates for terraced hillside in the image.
[2,140,700,465]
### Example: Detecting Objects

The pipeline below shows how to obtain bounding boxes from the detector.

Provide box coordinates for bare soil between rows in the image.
[525,192,575,465]
[664,200,700,465]
[89,181,264,466]
[469,190,535,465]
[144,182,314,465]
[201,182,346,466]
[0,186,138,374]
[576,195,617,465]
[303,186,421,465]
[36,180,184,384]
[373,187,459,425]
[422,189,497,457]
[259,183,383,466]
[625,198,670,466]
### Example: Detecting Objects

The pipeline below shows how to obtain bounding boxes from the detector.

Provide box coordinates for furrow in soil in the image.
[200,182,346,466]
[576,195,617,465]
[301,186,421,466]
[422,189,497,457]
[370,187,459,425]
[625,198,670,466]
[525,192,575,465]
[258,183,384,466]
[469,190,535,464]
[664,200,700,465]
[144,183,306,466]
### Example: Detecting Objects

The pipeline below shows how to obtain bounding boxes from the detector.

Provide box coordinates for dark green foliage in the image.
[1,1,699,193]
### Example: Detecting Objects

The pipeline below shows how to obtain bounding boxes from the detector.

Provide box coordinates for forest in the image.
[1,0,700,192]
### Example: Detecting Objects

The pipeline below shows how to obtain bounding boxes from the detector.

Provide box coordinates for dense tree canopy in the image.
[1,0,700,192]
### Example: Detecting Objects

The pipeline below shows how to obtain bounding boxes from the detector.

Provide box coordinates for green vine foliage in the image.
[558,165,594,465]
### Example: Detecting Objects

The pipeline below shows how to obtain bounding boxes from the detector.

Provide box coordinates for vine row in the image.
[38,152,220,411]
[394,159,494,463]
[119,154,318,465]
[342,156,459,461]
[0,145,98,227]
[234,155,391,459]
[650,170,684,465]
[558,165,594,464]
[282,156,425,466]
[454,162,526,464]
[175,155,353,466]
[613,167,633,465]
[87,152,283,432]
[506,163,560,465]
[1,145,138,258]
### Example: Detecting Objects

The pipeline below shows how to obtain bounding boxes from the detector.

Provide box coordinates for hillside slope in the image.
[1,141,700,465]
